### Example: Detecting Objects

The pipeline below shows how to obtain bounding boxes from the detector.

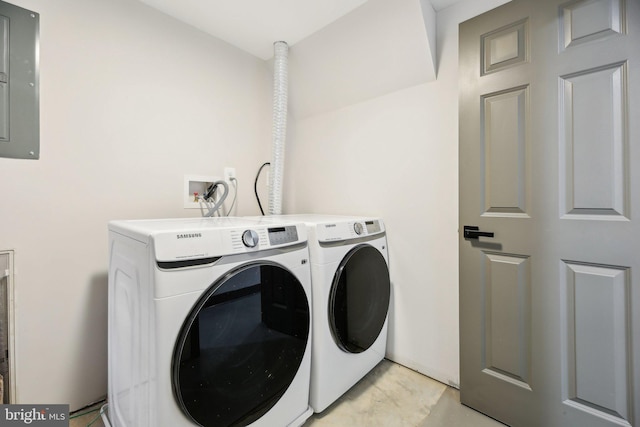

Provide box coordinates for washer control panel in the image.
[132,218,308,262]
[363,220,382,234]
[267,226,299,246]
[230,225,300,252]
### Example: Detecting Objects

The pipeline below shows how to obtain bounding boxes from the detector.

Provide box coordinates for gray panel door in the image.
[459,0,639,426]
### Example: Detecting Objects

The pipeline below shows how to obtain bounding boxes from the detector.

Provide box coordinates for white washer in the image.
[107,217,313,427]
[257,215,390,413]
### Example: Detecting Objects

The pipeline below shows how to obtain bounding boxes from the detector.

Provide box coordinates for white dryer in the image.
[107,217,313,427]
[258,215,391,413]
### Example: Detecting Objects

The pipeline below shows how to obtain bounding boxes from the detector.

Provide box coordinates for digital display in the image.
[268,226,299,245]
[365,220,381,234]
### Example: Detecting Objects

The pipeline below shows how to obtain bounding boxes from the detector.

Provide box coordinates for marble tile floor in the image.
[70,360,504,427]
[302,360,504,427]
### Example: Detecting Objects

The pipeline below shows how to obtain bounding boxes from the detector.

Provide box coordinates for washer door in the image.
[329,244,390,354]
[172,262,310,427]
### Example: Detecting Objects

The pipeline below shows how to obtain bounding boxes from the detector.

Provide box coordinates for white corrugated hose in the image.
[269,41,288,215]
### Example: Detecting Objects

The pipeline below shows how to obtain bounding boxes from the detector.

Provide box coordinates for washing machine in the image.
[256,214,390,413]
[107,217,313,427]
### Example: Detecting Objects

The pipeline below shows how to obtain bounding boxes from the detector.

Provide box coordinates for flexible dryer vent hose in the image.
[269,41,288,215]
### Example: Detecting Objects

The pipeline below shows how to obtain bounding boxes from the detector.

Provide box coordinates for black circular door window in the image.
[329,244,390,354]
[172,262,310,427]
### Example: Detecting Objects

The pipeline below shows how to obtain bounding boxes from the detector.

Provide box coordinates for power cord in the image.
[254,162,270,215]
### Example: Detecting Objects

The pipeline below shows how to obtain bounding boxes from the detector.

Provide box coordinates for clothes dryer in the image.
[257,215,390,413]
[107,217,313,427]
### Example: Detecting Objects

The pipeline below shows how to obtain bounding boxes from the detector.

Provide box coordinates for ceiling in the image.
[428,0,464,11]
[136,0,463,60]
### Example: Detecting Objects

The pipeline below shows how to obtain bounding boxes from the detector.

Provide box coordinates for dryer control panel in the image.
[316,218,385,243]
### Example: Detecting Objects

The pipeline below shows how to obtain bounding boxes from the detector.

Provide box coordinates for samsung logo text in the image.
[177,233,202,239]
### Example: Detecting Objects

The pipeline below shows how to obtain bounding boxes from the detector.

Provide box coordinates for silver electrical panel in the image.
[0,1,39,160]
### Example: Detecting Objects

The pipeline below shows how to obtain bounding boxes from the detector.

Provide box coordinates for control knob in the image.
[353,222,363,235]
[242,229,259,248]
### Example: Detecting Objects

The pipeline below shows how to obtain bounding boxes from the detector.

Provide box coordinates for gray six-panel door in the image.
[459,0,639,426]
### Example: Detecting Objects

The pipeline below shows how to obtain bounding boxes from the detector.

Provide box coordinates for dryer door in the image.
[172,262,310,427]
[329,244,390,354]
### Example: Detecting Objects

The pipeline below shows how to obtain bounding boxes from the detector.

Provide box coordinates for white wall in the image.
[288,0,437,118]
[0,0,271,409]
[284,0,510,387]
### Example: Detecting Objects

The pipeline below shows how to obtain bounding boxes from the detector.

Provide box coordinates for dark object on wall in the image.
[0,1,39,160]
